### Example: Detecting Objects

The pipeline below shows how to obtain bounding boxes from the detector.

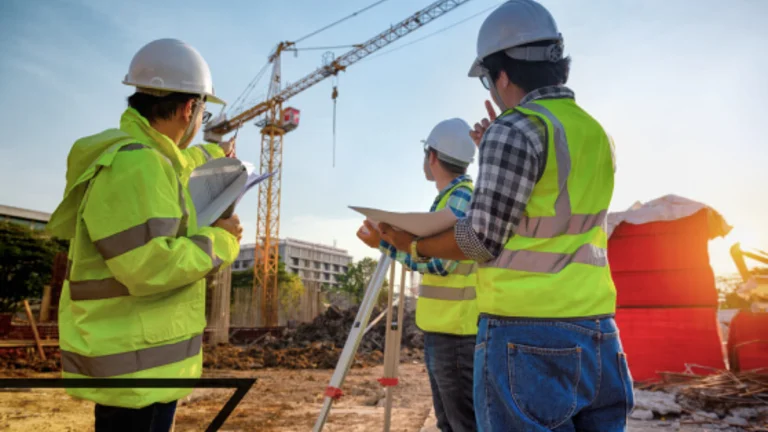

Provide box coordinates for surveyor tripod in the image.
[313,252,412,432]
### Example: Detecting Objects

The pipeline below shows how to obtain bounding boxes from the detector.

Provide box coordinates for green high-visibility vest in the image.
[476,97,617,318]
[416,180,479,335]
[48,108,240,408]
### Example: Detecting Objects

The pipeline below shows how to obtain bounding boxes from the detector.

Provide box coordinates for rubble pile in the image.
[205,305,425,370]
[284,305,423,352]
[0,306,426,373]
[0,347,60,374]
[630,371,768,430]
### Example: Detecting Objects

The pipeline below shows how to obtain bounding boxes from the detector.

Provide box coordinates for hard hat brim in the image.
[468,58,483,78]
[206,94,226,105]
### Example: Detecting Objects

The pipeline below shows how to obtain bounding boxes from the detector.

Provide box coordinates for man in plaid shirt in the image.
[358,118,479,432]
[380,1,632,430]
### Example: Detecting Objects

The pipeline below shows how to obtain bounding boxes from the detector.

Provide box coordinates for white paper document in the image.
[348,206,458,237]
[188,158,276,228]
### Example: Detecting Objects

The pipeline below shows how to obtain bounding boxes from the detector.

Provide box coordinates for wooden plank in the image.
[208,266,232,345]
[39,285,52,323]
[22,300,46,360]
[0,339,59,348]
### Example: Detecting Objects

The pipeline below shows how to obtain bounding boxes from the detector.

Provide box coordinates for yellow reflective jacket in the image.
[47,107,240,408]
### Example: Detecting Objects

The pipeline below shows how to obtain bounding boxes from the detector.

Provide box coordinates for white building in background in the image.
[233,238,353,288]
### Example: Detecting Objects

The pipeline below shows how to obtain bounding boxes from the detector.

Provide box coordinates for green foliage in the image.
[231,260,292,289]
[230,260,304,312]
[279,272,305,315]
[0,222,67,313]
[332,257,388,305]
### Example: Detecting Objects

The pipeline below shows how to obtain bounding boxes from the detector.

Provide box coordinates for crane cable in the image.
[331,76,339,168]
[362,1,502,64]
[292,0,390,45]
[228,61,271,118]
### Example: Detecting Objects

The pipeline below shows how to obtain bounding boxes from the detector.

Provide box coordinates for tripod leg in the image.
[382,261,397,431]
[382,264,409,431]
[313,253,392,432]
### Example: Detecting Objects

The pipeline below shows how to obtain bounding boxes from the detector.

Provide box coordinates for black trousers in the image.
[423,332,477,432]
[94,400,177,432]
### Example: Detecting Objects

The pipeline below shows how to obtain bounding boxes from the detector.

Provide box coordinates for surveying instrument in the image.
[313,252,413,431]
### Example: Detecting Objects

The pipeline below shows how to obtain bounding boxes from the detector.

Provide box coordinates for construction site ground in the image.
[0,363,434,432]
[1,365,741,432]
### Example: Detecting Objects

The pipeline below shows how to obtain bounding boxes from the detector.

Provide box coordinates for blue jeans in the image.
[424,332,477,432]
[474,316,635,431]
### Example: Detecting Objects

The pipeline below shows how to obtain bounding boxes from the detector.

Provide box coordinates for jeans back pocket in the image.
[508,343,581,429]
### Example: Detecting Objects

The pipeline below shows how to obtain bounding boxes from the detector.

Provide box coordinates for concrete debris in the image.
[630,409,655,421]
[633,389,683,416]
[728,407,758,419]
[722,415,749,427]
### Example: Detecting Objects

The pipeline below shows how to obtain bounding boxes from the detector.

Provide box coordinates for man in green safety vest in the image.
[379,1,635,430]
[46,38,242,432]
[357,118,478,432]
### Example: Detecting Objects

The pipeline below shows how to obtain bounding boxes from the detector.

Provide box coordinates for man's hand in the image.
[219,137,236,158]
[356,220,382,249]
[470,100,498,146]
[213,214,243,241]
[379,223,416,252]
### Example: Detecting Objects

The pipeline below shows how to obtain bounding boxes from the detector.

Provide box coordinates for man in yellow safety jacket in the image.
[357,118,478,432]
[46,38,242,432]
[379,1,635,430]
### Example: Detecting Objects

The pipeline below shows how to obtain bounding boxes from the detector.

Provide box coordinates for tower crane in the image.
[204,0,473,328]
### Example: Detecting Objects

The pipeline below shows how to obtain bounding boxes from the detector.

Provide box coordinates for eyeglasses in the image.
[480,74,492,90]
[202,111,212,124]
[478,63,493,90]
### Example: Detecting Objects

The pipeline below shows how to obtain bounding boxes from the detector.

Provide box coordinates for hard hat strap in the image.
[486,71,509,113]
[504,42,563,63]
[180,96,205,145]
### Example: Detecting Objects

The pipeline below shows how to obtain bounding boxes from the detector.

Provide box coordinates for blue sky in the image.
[1,0,766,275]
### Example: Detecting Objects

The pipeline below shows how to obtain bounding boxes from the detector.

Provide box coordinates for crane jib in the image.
[205,0,472,136]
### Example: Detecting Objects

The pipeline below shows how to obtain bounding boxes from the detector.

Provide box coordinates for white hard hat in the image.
[123,38,225,104]
[422,118,476,166]
[468,0,563,77]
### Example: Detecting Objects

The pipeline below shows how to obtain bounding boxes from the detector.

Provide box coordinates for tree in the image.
[230,260,305,312]
[0,222,66,313]
[333,257,389,305]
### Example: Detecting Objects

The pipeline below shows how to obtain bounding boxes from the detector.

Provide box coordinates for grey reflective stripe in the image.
[517,210,608,238]
[119,143,149,152]
[177,180,188,236]
[191,235,223,269]
[419,285,477,301]
[61,334,202,377]
[93,218,181,260]
[200,146,213,161]
[69,278,130,300]
[516,103,605,238]
[486,243,607,273]
[451,262,477,276]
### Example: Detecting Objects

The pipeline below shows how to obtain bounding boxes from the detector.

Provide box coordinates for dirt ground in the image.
[0,363,432,432]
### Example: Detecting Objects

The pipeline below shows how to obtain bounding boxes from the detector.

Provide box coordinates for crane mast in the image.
[205,0,473,327]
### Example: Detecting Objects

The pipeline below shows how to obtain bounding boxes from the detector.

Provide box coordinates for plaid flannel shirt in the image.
[455,86,576,263]
[381,174,473,276]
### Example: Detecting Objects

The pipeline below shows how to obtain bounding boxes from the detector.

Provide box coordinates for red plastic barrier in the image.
[608,210,712,273]
[608,210,718,308]
[612,269,718,308]
[616,307,725,382]
[727,311,768,373]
